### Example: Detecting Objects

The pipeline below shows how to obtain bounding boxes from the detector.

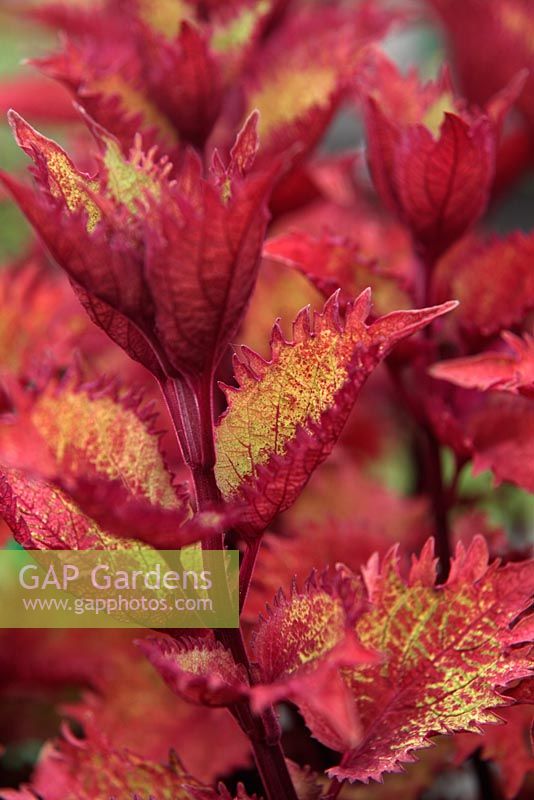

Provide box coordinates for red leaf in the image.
[328,537,534,783]
[190,783,259,800]
[361,54,519,262]
[469,394,534,493]
[0,74,77,123]
[0,626,251,783]
[72,282,168,380]
[263,230,411,315]
[145,125,278,379]
[431,332,534,397]
[135,19,222,148]
[243,2,396,169]
[251,569,378,751]
[0,127,167,378]
[0,466,118,550]
[2,112,278,380]
[0,255,99,382]
[245,462,431,622]
[431,231,534,341]
[212,111,260,185]
[62,628,252,782]
[4,735,220,800]
[394,113,494,262]
[215,290,456,536]
[454,703,534,799]
[0,460,211,553]
[137,635,250,707]
[425,0,534,134]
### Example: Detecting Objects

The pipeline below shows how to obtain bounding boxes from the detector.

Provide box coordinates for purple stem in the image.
[160,374,298,800]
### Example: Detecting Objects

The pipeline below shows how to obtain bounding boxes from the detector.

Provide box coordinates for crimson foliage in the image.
[0,2,533,799]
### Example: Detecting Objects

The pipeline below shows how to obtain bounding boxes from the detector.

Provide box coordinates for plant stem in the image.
[419,425,451,579]
[409,251,454,579]
[386,360,453,580]
[323,777,343,800]
[160,376,204,480]
[161,374,298,800]
[239,539,261,612]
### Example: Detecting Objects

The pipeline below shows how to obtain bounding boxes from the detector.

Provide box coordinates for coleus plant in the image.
[0,1,533,800]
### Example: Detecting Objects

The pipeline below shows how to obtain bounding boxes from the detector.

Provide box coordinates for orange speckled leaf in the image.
[0,376,231,548]
[329,537,534,783]
[4,736,215,800]
[245,2,395,165]
[31,379,180,510]
[138,635,249,707]
[430,332,534,397]
[215,290,456,536]
[251,570,378,751]
[8,111,102,231]
[0,117,168,382]
[21,377,204,546]
[7,110,168,231]
[35,40,179,155]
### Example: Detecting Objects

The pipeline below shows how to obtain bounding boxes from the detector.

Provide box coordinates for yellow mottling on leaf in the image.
[91,73,177,143]
[32,387,178,508]
[46,150,101,232]
[284,594,345,669]
[346,553,519,755]
[102,136,164,214]
[215,323,352,496]
[137,0,195,39]
[173,645,238,677]
[253,585,350,684]
[422,92,455,137]
[53,740,205,799]
[248,66,337,139]
[220,176,232,204]
[212,1,270,54]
